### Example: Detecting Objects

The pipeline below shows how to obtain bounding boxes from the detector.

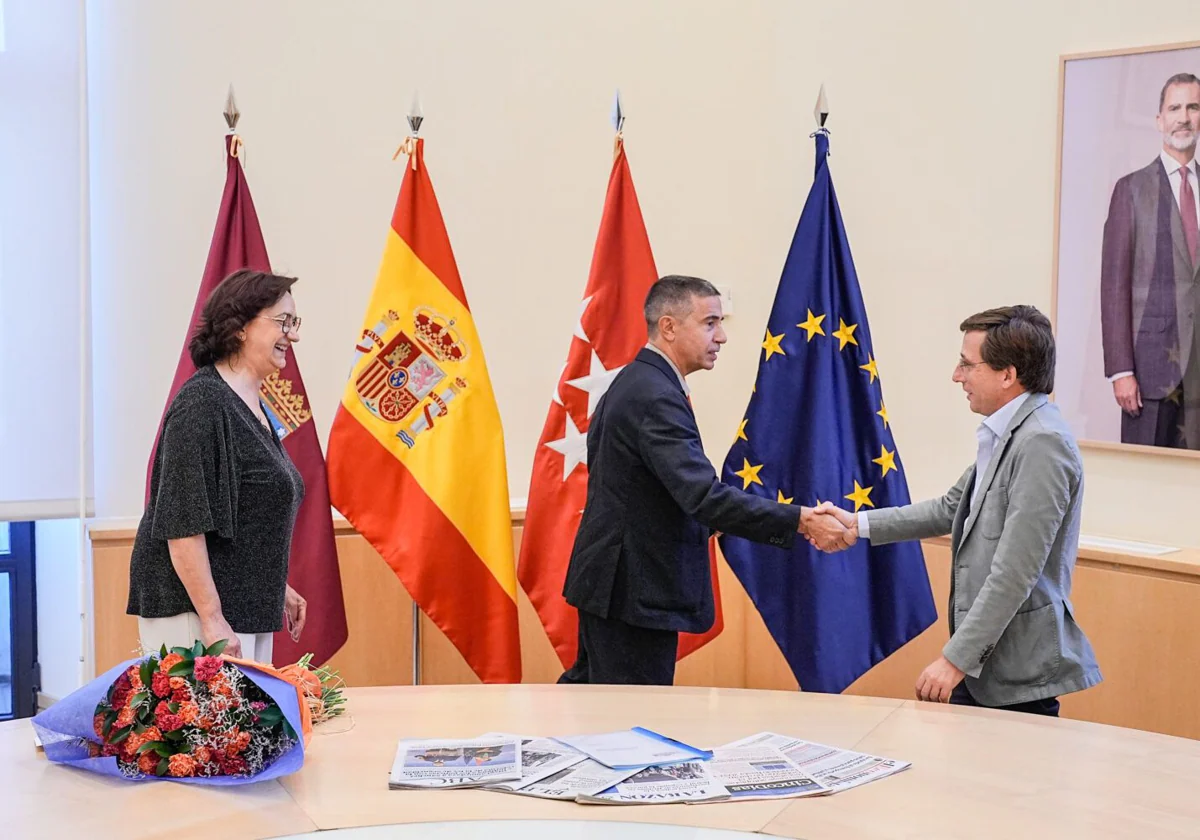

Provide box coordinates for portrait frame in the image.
[1052,38,1200,460]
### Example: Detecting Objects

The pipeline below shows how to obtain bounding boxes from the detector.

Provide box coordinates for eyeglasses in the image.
[955,359,987,372]
[259,314,302,335]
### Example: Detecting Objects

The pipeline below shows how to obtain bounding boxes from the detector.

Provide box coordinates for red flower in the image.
[157,713,184,732]
[220,755,248,776]
[151,671,172,698]
[93,713,106,738]
[87,742,102,758]
[193,656,223,682]
[171,687,191,705]
[101,743,121,758]
[110,671,133,710]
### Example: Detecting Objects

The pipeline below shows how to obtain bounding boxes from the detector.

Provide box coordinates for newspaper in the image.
[577,760,730,805]
[506,758,639,800]
[703,744,831,801]
[388,737,522,789]
[477,734,588,792]
[722,732,910,793]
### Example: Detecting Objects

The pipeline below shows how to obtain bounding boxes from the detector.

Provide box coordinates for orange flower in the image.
[178,702,200,726]
[128,669,144,692]
[235,730,252,751]
[158,653,184,674]
[194,746,213,766]
[169,676,187,692]
[115,706,135,728]
[197,716,215,731]
[138,753,159,774]
[141,726,162,744]
[211,676,234,698]
[124,730,146,753]
[168,754,197,777]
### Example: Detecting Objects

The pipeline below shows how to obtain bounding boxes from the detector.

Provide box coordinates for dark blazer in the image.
[562,349,801,634]
[1100,157,1198,399]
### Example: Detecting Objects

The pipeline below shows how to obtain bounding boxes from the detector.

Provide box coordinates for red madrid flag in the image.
[518,138,724,669]
[147,134,348,666]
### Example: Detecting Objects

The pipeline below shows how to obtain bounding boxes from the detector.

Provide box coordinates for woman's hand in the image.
[284,585,307,642]
[199,613,242,658]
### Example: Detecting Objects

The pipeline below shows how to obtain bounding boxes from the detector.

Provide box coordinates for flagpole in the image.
[405,92,424,688]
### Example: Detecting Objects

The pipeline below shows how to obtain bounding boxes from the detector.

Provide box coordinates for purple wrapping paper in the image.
[31,656,306,784]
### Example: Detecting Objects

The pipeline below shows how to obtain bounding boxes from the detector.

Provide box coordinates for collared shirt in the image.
[1160,149,1200,222]
[858,392,1031,539]
[645,342,690,396]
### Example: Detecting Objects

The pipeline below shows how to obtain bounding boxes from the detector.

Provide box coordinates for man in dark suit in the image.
[1101,72,1200,449]
[559,275,845,686]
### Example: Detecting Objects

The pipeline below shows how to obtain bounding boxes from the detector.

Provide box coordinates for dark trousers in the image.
[950,682,1060,717]
[1121,393,1188,448]
[557,610,679,686]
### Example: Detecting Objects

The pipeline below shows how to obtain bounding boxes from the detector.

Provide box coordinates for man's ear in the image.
[657,315,674,341]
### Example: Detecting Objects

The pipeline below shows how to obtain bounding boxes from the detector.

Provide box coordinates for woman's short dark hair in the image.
[959,305,1055,394]
[188,269,297,367]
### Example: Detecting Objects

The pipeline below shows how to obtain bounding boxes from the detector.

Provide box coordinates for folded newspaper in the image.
[478,734,588,792]
[388,737,522,789]
[577,760,730,805]
[505,758,638,800]
[702,744,831,801]
[721,732,910,793]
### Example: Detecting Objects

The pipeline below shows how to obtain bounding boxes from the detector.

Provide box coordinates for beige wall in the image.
[88,1,1199,547]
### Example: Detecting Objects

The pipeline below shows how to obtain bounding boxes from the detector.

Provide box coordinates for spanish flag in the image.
[327,138,521,683]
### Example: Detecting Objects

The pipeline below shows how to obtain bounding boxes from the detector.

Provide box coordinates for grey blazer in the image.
[865,395,1102,706]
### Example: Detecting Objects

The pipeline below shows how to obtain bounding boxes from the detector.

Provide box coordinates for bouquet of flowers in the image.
[32,640,326,784]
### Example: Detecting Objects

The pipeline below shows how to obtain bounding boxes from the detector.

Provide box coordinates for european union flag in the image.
[719,131,937,693]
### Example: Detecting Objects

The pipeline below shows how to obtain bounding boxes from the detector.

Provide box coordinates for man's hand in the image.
[915,655,965,703]
[1112,375,1142,416]
[799,505,854,552]
[814,502,858,551]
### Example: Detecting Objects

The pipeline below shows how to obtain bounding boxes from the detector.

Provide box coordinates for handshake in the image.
[797,503,859,552]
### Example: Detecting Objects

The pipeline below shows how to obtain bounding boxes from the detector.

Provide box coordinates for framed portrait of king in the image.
[1053,40,1200,458]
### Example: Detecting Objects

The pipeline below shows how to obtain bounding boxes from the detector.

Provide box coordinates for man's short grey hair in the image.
[644,275,720,337]
[1159,73,1200,111]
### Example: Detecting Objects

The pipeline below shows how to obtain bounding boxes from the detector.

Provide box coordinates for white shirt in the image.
[645,342,690,396]
[858,392,1031,539]
[1109,152,1199,382]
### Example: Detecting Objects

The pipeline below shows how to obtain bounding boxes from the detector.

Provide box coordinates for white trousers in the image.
[138,612,274,664]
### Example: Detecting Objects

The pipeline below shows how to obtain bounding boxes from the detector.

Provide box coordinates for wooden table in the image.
[6,684,1199,839]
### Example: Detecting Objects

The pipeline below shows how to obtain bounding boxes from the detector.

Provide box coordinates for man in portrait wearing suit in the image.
[558,275,846,686]
[816,307,1101,716]
[1100,72,1200,449]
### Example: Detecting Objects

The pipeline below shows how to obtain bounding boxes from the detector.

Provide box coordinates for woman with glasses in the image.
[127,269,308,663]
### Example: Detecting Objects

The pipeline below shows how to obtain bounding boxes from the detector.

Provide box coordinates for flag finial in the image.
[407,91,424,137]
[814,83,829,128]
[611,89,625,134]
[224,85,240,132]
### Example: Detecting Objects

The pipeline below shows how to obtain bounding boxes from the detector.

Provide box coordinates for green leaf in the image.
[205,639,228,657]
[165,729,186,742]
[101,716,116,739]
[156,757,170,776]
[168,661,194,678]
[136,740,165,755]
[159,644,168,658]
[192,640,205,658]
[154,744,174,758]
[110,726,133,744]
[171,646,192,657]
[168,702,180,714]
[140,660,154,689]
[129,691,149,708]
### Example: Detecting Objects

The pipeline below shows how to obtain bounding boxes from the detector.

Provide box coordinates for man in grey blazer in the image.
[816,306,1101,715]
[1100,72,1200,449]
